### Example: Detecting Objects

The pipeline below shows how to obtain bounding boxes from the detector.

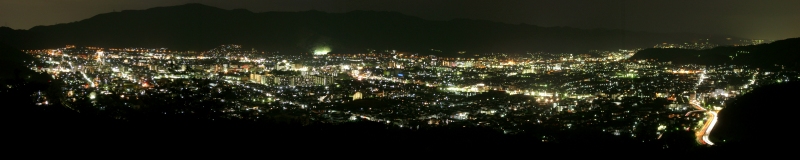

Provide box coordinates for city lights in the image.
[19,42,799,150]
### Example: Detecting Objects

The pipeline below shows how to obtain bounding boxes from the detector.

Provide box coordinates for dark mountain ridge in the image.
[630,37,800,70]
[2,3,742,56]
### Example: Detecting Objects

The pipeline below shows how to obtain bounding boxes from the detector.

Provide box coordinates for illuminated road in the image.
[686,68,722,145]
[702,111,718,146]
[81,72,96,88]
[684,110,705,117]
[687,100,717,145]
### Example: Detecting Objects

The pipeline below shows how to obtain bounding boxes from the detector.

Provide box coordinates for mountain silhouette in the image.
[1,3,742,56]
[630,37,800,70]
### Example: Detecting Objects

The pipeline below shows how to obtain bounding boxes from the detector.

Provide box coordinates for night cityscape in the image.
[2,0,799,155]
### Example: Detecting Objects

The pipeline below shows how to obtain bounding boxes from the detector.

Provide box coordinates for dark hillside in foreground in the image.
[7,115,691,154]
[631,37,800,70]
[711,81,800,150]
[0,3,743,55]
[0,43,41,80]
[1,110,744,156]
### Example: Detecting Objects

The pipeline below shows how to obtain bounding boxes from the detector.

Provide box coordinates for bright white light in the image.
[82,72,95,87]
[657,125,667,131]
[703,111,718,145]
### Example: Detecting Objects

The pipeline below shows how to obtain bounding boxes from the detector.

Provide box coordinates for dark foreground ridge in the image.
[3,108,706,155]
[711,81,800,149]
[1,104,768,156]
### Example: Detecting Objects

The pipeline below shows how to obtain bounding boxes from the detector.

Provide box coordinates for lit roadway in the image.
[686,69,717,145]
[687,100,717,145]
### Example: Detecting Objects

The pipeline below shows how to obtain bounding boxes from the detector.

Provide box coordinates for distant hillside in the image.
[630,38,800,70]
[0,3,742,56]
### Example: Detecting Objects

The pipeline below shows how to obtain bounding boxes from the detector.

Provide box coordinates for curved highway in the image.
[701,111,718,145]
[687,100,717,145]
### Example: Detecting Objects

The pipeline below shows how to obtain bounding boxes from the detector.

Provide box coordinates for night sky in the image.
[1,0,798,40]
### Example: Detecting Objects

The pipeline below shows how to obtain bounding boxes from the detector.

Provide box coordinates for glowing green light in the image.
[313,46,331,55]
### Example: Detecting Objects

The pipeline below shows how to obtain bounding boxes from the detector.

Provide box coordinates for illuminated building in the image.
[352,92,363,100]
